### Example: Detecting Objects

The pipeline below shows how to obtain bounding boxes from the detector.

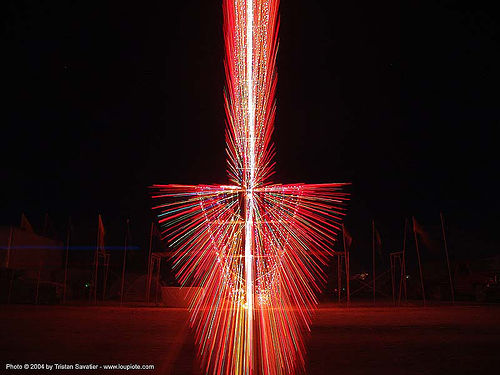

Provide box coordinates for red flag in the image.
[97,214,106,255]
[413,217,424,236]
[413,217,439,251]
[344,228,353,250]
[20,213,34,232]
[375,227,382,257]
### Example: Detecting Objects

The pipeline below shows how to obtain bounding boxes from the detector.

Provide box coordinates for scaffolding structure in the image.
[332,249,350,304]
[389,251,407,305]
[146,252,170,304]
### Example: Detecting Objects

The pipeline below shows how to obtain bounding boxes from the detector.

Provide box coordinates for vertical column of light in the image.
[244,0,255,373]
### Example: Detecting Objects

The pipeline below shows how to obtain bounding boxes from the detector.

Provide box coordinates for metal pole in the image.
[90,252,96,304]
[402,251,407,303]
[398,219,407,305]
[147,257,153,303]
[35,261,42,305]
[102,254,109,301]
[6,226,13,268]
[372,220,376,305]
[120,219,129,306]
[93,216,100,304]
[63,218,71,304]
[440,212,455,305]
[155,258,161,305]
[146,222,154,302]
[343,224,350,305]
[402,218,408,303]
[337,253,341,303]
[413,217,426,306]
[346,252,350,305]
[390,254,395,305]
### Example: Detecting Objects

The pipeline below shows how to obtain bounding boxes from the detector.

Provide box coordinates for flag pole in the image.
[390,254,395,305]
[155,258,161,305]
[92,215,100,304]
[343,223,350,305]
[372,220,376,305]
[35,260,42,304]
[337,252,341,303]
[120,219,130,306]
[6,226,13,268]
[63,217,71,304]
[102,253,110,301]
[146,221,153,302]
[398,218,408,305]
[440,212,455,305]
[413,216,426,306]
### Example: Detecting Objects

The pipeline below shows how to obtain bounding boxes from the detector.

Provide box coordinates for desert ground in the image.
[1,304,499,374]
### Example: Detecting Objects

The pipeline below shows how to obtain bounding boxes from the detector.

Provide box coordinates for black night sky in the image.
[2,1,498,270]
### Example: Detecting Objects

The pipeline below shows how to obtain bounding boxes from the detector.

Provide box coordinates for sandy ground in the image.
[307,305,500,375]
[1,304,499,374]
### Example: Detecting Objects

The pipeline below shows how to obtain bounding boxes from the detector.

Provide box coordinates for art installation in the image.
[152,1,348,374]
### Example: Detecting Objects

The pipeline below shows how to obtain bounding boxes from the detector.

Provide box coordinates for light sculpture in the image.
[152,1,348,374]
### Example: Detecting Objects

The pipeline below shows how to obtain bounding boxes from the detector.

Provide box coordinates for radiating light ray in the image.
[152,1,348,374]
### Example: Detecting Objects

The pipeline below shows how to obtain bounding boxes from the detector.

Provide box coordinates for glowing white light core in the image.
[245,0,255,371]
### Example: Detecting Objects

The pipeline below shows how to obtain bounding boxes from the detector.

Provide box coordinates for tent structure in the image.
[1,218,63,304]
[0,225,63,280]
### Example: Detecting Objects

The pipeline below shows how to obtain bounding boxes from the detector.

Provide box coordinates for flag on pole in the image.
[20,213,34,232]
[413,218,425,236]
[344,227,353,250]
[374,226,382,257]
[125,218,131,246]
[97,214,106,256]
[413,218,439,251]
